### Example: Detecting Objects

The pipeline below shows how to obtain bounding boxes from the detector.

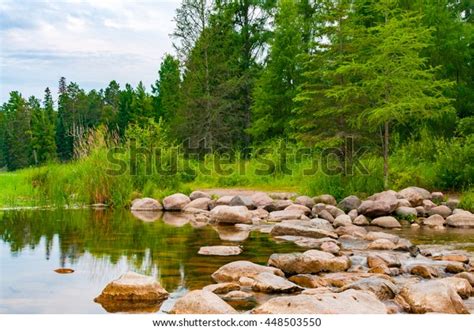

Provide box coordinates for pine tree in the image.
[249,0,305,143]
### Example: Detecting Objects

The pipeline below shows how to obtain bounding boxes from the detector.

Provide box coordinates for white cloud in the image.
[0,0,180,102]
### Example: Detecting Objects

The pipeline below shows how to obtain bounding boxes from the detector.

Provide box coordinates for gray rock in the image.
[163,193,191,211]
[210,205,252,224]
[230,195,256,209]
[395,206,417,218]
[295,195,315,209]
[251,192,273,208]
[131,198,163,211]
[337,195,362,212]
[190,190,211,200]
[358,191,398,217]
[333,214,352,227]
[371,216,401,228]
[314,194,337,206]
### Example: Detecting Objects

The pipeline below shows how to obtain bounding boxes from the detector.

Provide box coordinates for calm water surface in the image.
[1,209,473,313]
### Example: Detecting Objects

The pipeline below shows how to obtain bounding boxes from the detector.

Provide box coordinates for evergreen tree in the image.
[249,0,305,143]
[30,88,57,164]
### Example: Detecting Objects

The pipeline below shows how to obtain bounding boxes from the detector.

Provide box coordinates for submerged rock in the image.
[252,289,387,314]
[94,271,169,312]
[169,290,237,314]
[198,246,242,256]
[211,260,284,283]
[267,250,351,275]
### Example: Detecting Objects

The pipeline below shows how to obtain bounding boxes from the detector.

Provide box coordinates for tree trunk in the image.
[383,121,389,189]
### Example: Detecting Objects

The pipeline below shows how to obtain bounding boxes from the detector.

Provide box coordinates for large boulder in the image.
[338,195,362,212]
[211,261,284,283]
[333,214,352,227]
[184,197,211,211]
[314,194,337,206]
[423,214,446,227]
[252,289,387,314]
[198,246,242,256]
[370,216,401,229]
[438,277,473,299]
[169,290,237,314]
[131,198,163,211]
[251,192,273,208]
[210,205,252,224]
[446,211,474,228]
[94,272,169,307]
[268,250,351,275]
[189,190,211,200]
[163,193,191,211]
[229,195,256,209]
[295,196,315,209]
[397,280,468,314]
[398,187,428,206]
[270,220,337,239]
[250,272,303,293]
[428,205,452,218]
[357,191,398,217]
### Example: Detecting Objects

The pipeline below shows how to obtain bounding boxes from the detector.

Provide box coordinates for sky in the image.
[0,0,180,103]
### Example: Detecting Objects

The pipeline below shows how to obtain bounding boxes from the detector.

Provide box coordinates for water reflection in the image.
[0,209,299,313]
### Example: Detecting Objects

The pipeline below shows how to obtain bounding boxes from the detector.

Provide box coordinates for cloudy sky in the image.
[0,0,180,103]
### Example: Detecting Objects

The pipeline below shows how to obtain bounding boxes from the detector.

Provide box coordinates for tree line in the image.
[1,0,473,186]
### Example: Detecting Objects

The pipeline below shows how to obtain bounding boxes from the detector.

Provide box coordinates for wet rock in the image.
[285,204,311,216]
[214,225,250,242]
[54,268,74,274]
[131,210,163,222]
[446,263,466,274]
[446,211,474,228]
[131,198,163,211]
[203,283,241,294]
[394,238,414,252]
[398,280,469,314]
[268,250,351,275]
[368,239,396,250]
[318,209,335,222]
[252,289,387,314]
[251,192,273,208]
[169,290,237,314]
[270,220,337,239]
[428,205,452,218]
[422,214,446,227]
[365,231,400,243]
[184,197,211,210]
[335,224,367,238]
[190,190,211,200]
[295,196,315,209]
[432,254,470,264]
[333,214,352,227]
[210,205,252,225]
[198,246,242,256]
[337,195,362,213]
[371,216,401,229]
[408,264,439,278]
[395,207,417,218]
[94,272,169,308]
[230,195,256,209]
[340,277,398,300]
[212,261,284,283]
[268,209,305,222]
[251,272,303,293]
[314,194,337,206]
[358,191,398,217]
[353,215,369,226]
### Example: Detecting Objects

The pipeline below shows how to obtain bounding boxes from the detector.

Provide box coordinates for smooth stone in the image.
[423,214,446,227]
[210,205,252,224]
[203,283,241,294]
[222,290,254,301]
[285,203,311,215]
[211,261,284,283]
[271,199,293,211]
[333,214,352,227]
[270,220,337,239]
[131,198,163,211]
[335,224,367,238]
[229,195,256,209]
[358,191,398,217]
[198,246,242,256]
[438,277,472,299]
[162,193,191,211]
[268,250,351,275]
[169,290,237,314]
[252,289,387,314]
[268,209,305,222]
[251,272,303,293]
[274,235,339,249]
[368,239,396,250]
[190,190,211,200]
[295,195,315,209]
[353,214,369,226]
[408,264,439,278]
[446,211,474,228]
[216,195,234,206]
[371,216,401,229]
[288,274,326,288]
[365,231,400,243]
[395,206,417,218]
[337,195,362,213]
[428,205,452,218]
[314,194,337,206]
[398,187,427,206]
[184,197,211,210]
[320,241,340,254]
[251,192,273,208]
[431,192,444,203]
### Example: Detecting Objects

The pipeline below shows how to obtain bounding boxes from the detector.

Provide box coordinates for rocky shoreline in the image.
[95,187,474,314]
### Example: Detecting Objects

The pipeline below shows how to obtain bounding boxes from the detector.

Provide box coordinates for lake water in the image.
[1,209,473,313]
